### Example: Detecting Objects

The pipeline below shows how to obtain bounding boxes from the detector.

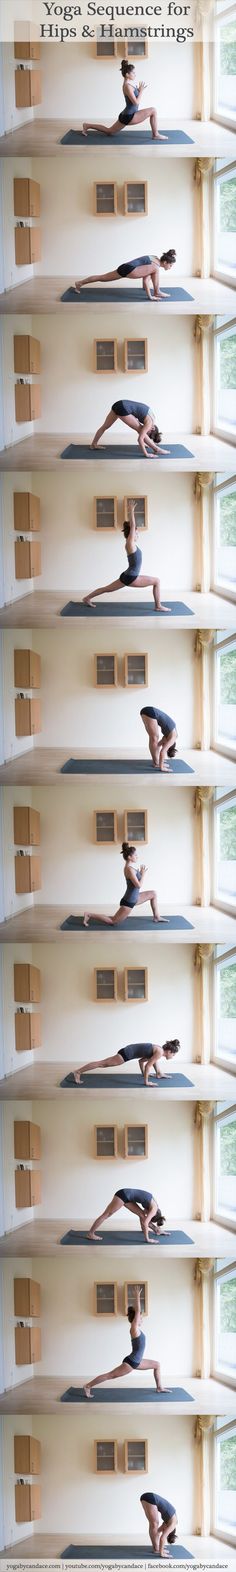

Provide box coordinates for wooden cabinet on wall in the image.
[14,807,40,845]
[14,179,41,217]
[94,183,118,216]
[15,1169,42,1208]
[95,968,118,1001]
[14,649,41,688]
[95,1441,118,1473]
[15,855,41,895]
[15,229,41,266]
[15,1325,41,1365]
[14,1434,41,1473]
[94,811,118,844]
[124,1124,148,1159]
[15,1011,42,1053]
[95,1282,118,1315]
[14,34,41,59]
[94,496,118,529]
[15,1483,41,1522]
[15,70,42,109]
[15,384,41,423]
[124,653,148,688]
[14,963,41,1003]
[124,1440,148,1473]
[95,1125,118,1159]
[15,697,42,737]
[14,337,41,375]
[124,968,148,1001]
[124,496,147,530]
[95,654,118,688]
[15,538,41,577]
[124,1282,148,1315]
[94,339,117,373]
[14,492,41,533]
[14,1278,41,1317]
[14,1121,41,1159]
[14,805,41,894]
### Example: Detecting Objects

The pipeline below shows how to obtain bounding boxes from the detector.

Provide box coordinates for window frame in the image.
[212,1260,236,1387]
[212,1418,236,1547]
[211,632,236,762]
[212,160,236,286]
[211,788,236,915]
[212,944,236,1069]
[211,473,236,601]
[212,1102,236,1228]
[212,4,236,131]
[212,317,236,444]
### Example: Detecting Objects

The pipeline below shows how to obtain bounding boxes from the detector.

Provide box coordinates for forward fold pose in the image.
[141,1493,178,1559]
[91,400,169,458]
[140,705,178,771]
[88,1187,169,1244]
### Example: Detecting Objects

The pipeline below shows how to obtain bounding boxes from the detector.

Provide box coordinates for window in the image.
[213,319,236,440]
[213,6,236,127]
[213,1262,236,1383]
[213,790,236,911]
[212,476,236,594]
[213,1420,236,1544]
[213,1106,236,1226]
[212,635,236,758]
[213,162,236,283]
[214,947,236,1066]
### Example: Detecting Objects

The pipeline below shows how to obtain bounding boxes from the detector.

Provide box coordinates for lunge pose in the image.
[73,1039,180,1086]
[83,1285,168,1398]
[140,706,178,770]
[140,1492,178,1559]
[82,60,167,141]
[91,401,169,457]
[83,501,168,610]
[88,1187,168,1243]
[83,842,169,928]
[75,250,176,300]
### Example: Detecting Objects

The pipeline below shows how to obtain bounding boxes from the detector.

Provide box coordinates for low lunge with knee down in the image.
[83,60,167,141]
[83,842,169,928]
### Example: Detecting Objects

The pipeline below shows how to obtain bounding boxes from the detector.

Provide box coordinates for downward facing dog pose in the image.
[83,1285,168,1399]
[92,400,169,457]
[83,842,169,928]
[141,1493,178,1559]
[88,1187,168,1243]
[75,250,176,300]
[83,60,167,141]
[73,1039,180,1086]
[83,501,168,611]
[141,706,178,771]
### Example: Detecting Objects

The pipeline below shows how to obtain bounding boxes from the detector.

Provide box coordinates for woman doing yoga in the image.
[73,1040,180,1086]
[141,706,178,770]
[83,1286,169,1399]
[75,250,176,300]
[84,842,169,928]
[83,60,167,141]
[88,1187,168,1243]
[83,501,168,611]
[141,1493,178,1559]
[92,401,169,457]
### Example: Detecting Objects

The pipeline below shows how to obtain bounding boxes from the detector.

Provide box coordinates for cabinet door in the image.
[14,1277,41,1318]
[14,807,40,846]
[14,178,40,217]
[14,1434,41,1473]
[13,492,41,532]
[14,855,41,895]
[14,1121,41,1159]
[15,1012,42,1052]
[14,335,41,374]
[14,963,41,1003]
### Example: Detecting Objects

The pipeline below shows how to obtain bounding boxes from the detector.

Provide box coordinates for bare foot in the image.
[83,913,90,927]
[88,1230,103,1241]
[82,124,88,136]
[73,1071,81,1084]
[156,133,168,141]
[83,1386,92,1399]
[83,597,96,607]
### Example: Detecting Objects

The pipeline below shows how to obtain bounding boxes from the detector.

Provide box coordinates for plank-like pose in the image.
[88,1187,168,1243]
[83,501,168,610]
[92,401,169,457]
[84,842,169,928]
[75,250,176,300]
[73,1040,180,1086]
[141,705,178,770]
[83,1286,169,1399]
[141,1492,178,1559]
[82,61,167,141]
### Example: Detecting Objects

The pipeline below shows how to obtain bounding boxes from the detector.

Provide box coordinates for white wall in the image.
[2,314,197,438]
[1,1254,196,1387]
[34,39,197,122]
[1,629,34,762]
[1,470,197,603]
[1,940,196,1073]
[1,42,34,134]
[2,1411,196,1540]
[2,154,196,282]
[2,1097,197,1223]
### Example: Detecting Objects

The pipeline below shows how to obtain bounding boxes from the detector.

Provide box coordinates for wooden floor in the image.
[0,276,235,316]
[0,1375,234,1416]
[0,749,235,787]
[0,1217,235,1258]
[0,904,235,944]
[0,433,235,472]
[0,1061,235,1102]
[0,589,235,630]
[1,1535,235,1562]
[0,118,235,157]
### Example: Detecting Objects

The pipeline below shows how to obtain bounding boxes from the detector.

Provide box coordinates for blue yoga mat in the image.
[60,1072,194,1089]
[62,1548,194,1562]
[60,600,193,618]
[61,1386,193,1404]
[61,758,194,776]
[61,444,194,461]
[60,129,194,146]
[60,916,194,932]
[61,1230,194,1246]
[61,287,194,304]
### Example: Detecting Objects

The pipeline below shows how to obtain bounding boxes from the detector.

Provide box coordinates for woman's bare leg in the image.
[83,578,123,606]
[92,411,117,449]
[125,107,168,141]
[75,269,120,292]
[73,1052,123,1084]
[84,1359,131,1398]
[139,1052,160,1084]
[83,906,129,928]
[88,1195,123,1240]
[83,119,123,137]
[130,574,169,611]
[139,1358,170,1392]
[136,889,169,924]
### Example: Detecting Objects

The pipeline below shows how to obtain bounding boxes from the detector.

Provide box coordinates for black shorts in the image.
[119,108,136,125]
